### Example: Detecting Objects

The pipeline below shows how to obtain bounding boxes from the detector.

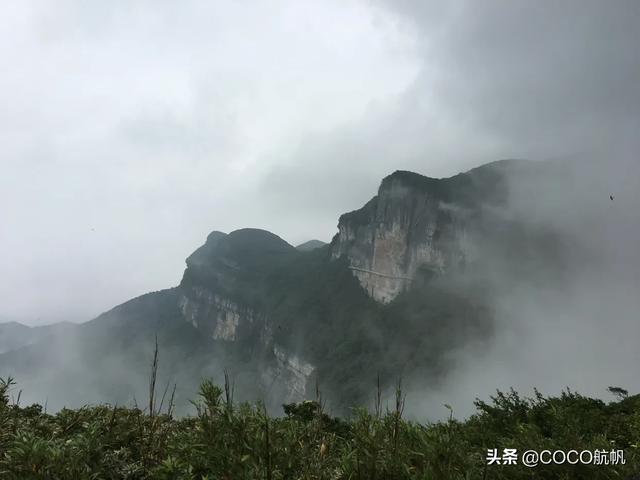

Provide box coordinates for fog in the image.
[2,0,638,324]
[405,157,640,419]
[1,1,640,419]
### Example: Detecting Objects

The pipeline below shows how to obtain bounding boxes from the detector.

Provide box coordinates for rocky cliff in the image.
[329,162,515,302]
[176,228,316,403]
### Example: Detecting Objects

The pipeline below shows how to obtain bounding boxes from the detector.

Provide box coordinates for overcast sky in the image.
[2,0,639,324]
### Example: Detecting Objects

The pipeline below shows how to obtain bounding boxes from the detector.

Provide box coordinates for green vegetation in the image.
[1,377,638,479]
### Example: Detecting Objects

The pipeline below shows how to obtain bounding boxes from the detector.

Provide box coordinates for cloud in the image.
[387,0,640,157]
[1,0,639,325]
[404,157,640,419]
[0,0,418,323]
[260,0,640,271]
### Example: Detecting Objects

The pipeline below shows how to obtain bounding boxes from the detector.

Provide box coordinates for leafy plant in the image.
[0,378,638,479]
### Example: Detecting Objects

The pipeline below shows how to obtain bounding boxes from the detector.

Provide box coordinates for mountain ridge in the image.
[0,159,558,413]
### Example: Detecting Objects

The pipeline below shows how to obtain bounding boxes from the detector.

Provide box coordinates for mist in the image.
[405,156,640,419]
[1,0,640,427]
[3,0,639,325]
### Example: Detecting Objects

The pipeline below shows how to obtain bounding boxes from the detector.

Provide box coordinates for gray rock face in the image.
[178,288,255,341]
[178,283,315,402]
[262,345,315,404]
[329,168,504,303]
[178,228,294,341]
[177,228,316,401]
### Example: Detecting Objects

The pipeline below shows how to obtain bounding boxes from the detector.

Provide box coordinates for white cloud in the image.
[0,0,420,323]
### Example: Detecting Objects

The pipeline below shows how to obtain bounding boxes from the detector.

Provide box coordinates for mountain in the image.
[0,159,574,413]
[295,239,327,251]
[0,321,75,354]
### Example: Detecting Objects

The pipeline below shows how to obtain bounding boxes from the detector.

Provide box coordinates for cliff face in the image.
[176,228,316,403]
[329,161,526,302]
[330,171,474,302]
[177,229,289,342]
[178,289,256,341]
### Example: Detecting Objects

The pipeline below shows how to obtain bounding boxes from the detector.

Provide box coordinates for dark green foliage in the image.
[1,378,639,479]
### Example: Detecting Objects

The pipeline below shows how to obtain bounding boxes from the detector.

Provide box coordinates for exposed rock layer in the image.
[329,168,503,302]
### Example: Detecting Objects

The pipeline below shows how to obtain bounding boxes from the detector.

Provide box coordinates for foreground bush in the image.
[0,378,639,479]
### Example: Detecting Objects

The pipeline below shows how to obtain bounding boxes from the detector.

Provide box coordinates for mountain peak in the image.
[380,170,439,192]
[186,228,295,270]
[296,239,327,252]
[225,229,295,254]
[205,230,227,243]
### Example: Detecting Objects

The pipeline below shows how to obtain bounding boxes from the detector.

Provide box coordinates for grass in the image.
[1,375,639,479]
